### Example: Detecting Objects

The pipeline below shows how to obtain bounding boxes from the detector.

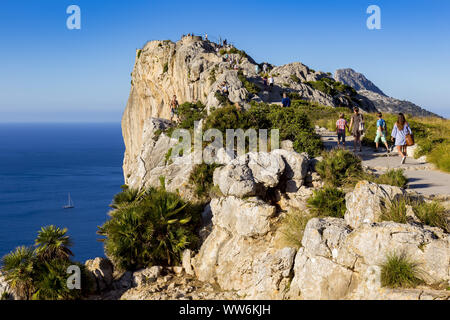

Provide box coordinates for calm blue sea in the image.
[0,123,124,263]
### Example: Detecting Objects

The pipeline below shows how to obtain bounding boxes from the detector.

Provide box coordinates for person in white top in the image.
[268,75,274,91]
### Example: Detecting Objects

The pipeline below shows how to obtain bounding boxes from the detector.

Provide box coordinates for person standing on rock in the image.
[170,95,179,123]
[374,112,390,153]
[391,113,413,164]
[268,75,274,92]
[349,107,364,152]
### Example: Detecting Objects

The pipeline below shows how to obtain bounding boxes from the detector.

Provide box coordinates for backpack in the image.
[358,114,365,135]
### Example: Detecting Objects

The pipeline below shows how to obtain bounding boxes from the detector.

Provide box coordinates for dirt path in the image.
[316,127,450,197]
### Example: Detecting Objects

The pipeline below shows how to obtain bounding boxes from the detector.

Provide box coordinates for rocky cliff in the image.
[335,68,440,117]
[113,37,449,301]
[122,37,375,184]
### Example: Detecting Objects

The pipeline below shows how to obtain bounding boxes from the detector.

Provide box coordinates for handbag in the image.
[405,133,415,146]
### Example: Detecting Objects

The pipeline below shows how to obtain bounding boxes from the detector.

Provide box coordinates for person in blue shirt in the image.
[281,93,291,107]
[391,113,413,164]
[374,112,390,153]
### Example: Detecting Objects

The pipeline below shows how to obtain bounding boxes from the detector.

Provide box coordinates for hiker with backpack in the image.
[391,113,413,164]
[374,112,390,153]
[349,107,364,152]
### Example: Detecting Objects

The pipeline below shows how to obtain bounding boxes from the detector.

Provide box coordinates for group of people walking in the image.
[336,107,414,164]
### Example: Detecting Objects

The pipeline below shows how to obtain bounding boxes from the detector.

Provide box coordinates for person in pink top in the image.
[336,113,349,149]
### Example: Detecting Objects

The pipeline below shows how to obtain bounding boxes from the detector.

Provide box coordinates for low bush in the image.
[98,185,202,271]
[315,149,363,187]
[237,70,260,95]
[381,196,408,224]
[413,201,449,233]
[189,163,221,199]
[307,187,346,218]
[380,252,423,288]
[374,169,408,188]
[1,226,91,300]
[279,210,312,249]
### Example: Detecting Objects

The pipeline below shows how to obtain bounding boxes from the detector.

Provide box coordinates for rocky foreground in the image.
[63,122,449,300]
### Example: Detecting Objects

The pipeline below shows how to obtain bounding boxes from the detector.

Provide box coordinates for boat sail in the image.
[63,193,75,209]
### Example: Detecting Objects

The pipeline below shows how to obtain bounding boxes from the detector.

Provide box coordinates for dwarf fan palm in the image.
[1,246,35,300]
[35,225,73,261]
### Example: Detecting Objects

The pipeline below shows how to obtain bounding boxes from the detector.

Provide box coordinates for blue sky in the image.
[0,0,449,122]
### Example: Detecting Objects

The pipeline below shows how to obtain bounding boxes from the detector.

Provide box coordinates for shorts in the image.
[374,131,387,144]
[337,130,346,143]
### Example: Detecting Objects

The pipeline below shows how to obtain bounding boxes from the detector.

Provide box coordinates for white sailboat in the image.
[63,193,75,209]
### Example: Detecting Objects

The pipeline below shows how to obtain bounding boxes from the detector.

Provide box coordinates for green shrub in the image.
[237,70,260,95]
[110,187,140,209]
[380,252,423,288]
[98,186,201,271]
[214,91,232,106]
[375,169,408,188]
[163,62,168,73]
[290,74,301,83]
[315,149,363,187]
[137,49,142,59]
[413,201,449,233]
[307,187,346,218]
[279,210,312,249]
[381,196,408,224]
[189,163,221,199]
[1,227,91,300]
[427,143,450,172]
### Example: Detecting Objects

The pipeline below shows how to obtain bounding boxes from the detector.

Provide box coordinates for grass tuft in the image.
[380,252,424,288]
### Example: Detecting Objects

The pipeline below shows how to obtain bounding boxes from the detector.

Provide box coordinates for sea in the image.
[0,123,125,263]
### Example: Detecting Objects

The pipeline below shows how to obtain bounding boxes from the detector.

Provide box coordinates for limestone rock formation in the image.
[122,38,375,185]
[335,68,386,96]
[289,217,450,300]
[125,117,196,200]
[85,257,114,293]
[344,180,405,229]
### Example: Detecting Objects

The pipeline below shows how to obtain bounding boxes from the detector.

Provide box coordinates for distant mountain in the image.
[335,68,440,117]
[335,68,386,96]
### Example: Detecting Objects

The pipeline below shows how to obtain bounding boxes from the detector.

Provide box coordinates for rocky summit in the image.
[335,68,440,117]
[122,37,379,184]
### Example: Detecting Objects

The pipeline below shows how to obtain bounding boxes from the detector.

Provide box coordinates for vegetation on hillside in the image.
[301,104,449,172]
[381,195,449,232]
[98,181,202,271]
[1,226,91,300]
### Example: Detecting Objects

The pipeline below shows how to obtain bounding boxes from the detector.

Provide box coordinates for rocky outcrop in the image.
[289,217,450,300]
[335,68,386,96]
[335,68,440,117]
[85,257,114,293]
[344,180,405,229]
[357,90,441,118]
[122,38,376,184]
[194,148,310,299]
[125,117,197,200]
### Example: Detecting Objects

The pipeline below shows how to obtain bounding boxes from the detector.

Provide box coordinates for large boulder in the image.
[344,180,405,229]
[289,217,450,300]
[211,196,276,238]
[85,257,114,292]
[213,152,286,198]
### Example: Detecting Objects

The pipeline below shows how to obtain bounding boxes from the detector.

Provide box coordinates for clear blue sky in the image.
[0,0,449,122]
